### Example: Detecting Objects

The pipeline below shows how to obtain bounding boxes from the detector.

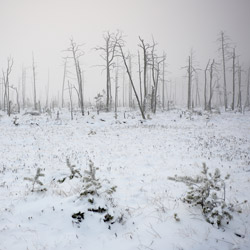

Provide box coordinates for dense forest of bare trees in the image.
[1,31,250,118]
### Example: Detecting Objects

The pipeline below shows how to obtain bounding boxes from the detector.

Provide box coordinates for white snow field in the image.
[0,110,249,250]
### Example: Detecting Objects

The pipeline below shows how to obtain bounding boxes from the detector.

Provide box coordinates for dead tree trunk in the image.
[62,59,67,108]
[187,56,192,110]
[139,37,152,112]
[114,65,119,119]
[245,67,250,108]
[128,53,133,108]
[32,53,37,110]
[237,63,242,112]
[95,31,122,112]
[232,48,236,110]
[138,51,143,107]
[220,31,228,110]
[46,70,50,109]
[2,57,13,115]
[208,59,215,111]
[68,39,84,116]
[195,73,200,107]
[162,52,166,110]
[68,81,73,120]
[151,52,164,114]
[22,67,26,109]
[122,66,125,107]
[204,59,210,110]
[119,44,145,119]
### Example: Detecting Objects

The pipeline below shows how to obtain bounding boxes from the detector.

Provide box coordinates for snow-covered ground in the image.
[0,109,249,250]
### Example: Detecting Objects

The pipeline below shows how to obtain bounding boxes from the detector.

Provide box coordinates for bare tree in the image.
[162,51,167,110]
[128,53,133,108]
[184,51,197,110]
[237,60,242,112]
[68,80,73,120]
[137,51,143,106]
[204,59,210,110]
[194,72,201,107]
[46,70,50,109]
[208,59,215,111]
[218,31,231,110]
[66,39,85,116]
[22,66,26,109]
[114,62,119,119]
[61,59,67,108]
[231,47,236,110]
[150,41,166,114]
[2,57,14,116]
[118,43,145,119]
[245,67,250,109]
[138,37,152,112]
[95,31,122,112]
[32,53,37,110]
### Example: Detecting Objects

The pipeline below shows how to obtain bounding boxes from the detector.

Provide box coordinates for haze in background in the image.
[0,0,250,103]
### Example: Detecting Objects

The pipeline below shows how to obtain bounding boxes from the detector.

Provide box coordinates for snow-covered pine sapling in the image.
[66,158,82,179]
[80,159,101,197]
[76,158,120,225]
[168,163,233,228]
[24,168,46,192]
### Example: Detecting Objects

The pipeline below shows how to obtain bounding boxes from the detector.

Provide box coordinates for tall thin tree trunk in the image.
[245,67,250,108]
[204,59,210,110]
[114,66,118,119]
[221,32,228,110]
[232,48,236,110]
[122,67,125,107]
[32,53,37,110]
[62,59,67,108]
[22,67,26,109]
[162,55,165,110]
[208,60,215,111]
[128,54,132,108]
[187,56,192,110]
[237,64,242,112]
[68,81,73,120]
[138,51,143,107]
[46,70,50,108]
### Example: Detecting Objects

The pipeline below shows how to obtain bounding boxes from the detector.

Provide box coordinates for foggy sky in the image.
[1,0,250,102]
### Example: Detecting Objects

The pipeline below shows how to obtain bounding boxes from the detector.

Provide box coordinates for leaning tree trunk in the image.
[119,45,145,119]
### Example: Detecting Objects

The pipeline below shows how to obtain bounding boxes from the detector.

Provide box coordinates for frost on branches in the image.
[168,163,234,228]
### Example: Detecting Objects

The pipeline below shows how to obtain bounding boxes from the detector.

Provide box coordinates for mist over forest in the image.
[1,0,250,113]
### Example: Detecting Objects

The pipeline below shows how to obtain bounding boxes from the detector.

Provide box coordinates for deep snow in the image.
[0,109,249,250]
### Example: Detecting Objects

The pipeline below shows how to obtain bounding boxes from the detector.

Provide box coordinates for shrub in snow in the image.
[24,168,46,192]
[80,159,101,197]
[168,163,234,228]
[72,158,120,226]
[66,158,82,179]
[58,158,82,183]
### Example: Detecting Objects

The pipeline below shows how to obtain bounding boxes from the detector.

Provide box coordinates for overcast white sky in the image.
[1,0,250,102]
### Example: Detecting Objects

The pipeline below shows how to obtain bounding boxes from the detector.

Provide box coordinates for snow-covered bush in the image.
[168,163,234,228]
[57,158,82,183]
[80,159,101,197]
[71,158,121,226]
[24,168,46,192]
